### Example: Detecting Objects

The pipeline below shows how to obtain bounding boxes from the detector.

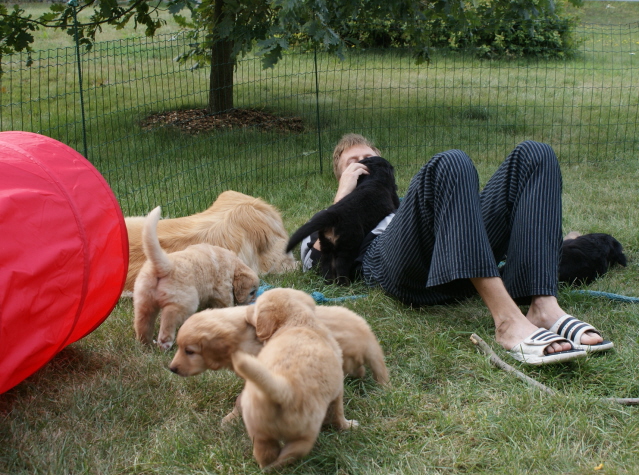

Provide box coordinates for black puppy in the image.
[287,156,400,285]
[559,232,627,285]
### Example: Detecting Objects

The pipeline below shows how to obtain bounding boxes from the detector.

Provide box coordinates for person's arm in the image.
[333,162,369,203]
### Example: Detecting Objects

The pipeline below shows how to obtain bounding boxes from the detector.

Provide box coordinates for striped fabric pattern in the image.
[361,141,563,307]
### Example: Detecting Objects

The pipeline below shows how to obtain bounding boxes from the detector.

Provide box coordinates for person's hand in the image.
[334,162,369,203]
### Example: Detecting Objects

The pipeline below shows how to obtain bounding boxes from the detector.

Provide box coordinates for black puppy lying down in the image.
[287,156,400,285]
[559,232,627,285]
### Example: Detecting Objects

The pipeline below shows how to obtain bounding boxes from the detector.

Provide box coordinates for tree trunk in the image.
[208,0,234,114]
[208,40,234,114]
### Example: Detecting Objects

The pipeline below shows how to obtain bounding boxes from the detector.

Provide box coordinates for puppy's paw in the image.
[334,418,359,430]
[345,419,359,430]
[270,255,299,273]
[351,366,366,379]
[220,411,239,428]
[155,338,174,351]
[564,231,581,241]
[282,257,300,272]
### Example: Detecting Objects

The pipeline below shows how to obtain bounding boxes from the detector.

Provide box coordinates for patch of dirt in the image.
[140,108,305,134]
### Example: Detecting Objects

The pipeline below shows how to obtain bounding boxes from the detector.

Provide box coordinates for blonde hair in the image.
[332,133,381,179]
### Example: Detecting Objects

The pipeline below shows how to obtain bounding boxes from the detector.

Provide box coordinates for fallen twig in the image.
[470,333,639,406]
[469,333,556,396]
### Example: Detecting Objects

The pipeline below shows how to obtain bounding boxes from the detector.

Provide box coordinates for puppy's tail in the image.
[365,341,390,386]
[286,209,336,252]
[142,206,173,278]
[232,352,294,405]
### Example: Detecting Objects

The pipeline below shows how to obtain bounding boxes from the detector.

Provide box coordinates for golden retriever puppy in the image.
[169,303,388,427]
[314,306,389,385]
[170,304,388,384]
[169,306,260,375]
[231,288,357,470]
[124,190,297,292]
[133,206,259,350]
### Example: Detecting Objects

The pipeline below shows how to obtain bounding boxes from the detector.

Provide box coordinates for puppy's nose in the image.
[169,366,178,374]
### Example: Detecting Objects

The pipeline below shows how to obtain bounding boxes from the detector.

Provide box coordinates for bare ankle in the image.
[527,295,564,328]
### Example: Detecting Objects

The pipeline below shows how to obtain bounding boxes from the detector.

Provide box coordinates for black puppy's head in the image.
[357,156,396,185]
[357,156,399,208]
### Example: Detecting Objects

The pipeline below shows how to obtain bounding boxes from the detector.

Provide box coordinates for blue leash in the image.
[256,284,638,305]
[255,282,367,304]
[309,291,368,303]
[499,261,639,303]
[569,290,639,304]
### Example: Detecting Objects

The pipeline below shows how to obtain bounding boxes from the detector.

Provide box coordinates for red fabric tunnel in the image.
[0,131,128,394]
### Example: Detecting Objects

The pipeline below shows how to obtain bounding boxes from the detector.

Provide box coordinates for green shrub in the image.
[343,0,581,59]
[428,0,581,59]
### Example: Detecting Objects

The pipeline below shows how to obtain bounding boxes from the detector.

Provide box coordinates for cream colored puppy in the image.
[169,303,388,427]
[133,207,259,350]
[169,306,260,375]
[124,190,298,293]
[312,306,388,385]
[232,288,357,470]
[169,304,388,384]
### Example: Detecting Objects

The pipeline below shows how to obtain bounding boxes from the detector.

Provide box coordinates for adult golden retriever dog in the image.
[133,207,259,350]
[124,190,297,293]
[231,288,358,470]
[169,303,389,384]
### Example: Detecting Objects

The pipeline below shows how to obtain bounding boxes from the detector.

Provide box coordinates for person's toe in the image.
[579,330,603,346]
[545,340,573,354]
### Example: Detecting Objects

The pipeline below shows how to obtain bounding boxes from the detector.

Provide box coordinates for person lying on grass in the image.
[297,133,613,365]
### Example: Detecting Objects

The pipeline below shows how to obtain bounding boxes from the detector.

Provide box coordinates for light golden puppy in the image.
[169,304,389,384]
[169,306,260,375]
[169,303,388,427]
[232,288,358,470]
[133,207,259,350]
[124,190,297,293]
[314,306,389,385]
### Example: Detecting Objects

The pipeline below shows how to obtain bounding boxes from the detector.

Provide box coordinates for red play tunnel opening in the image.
[0,131,128,394]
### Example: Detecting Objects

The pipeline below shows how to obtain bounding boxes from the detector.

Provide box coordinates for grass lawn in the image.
[1,2,639,474]
[576,0,639,24]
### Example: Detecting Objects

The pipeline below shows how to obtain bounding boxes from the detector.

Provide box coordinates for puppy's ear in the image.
[233,261,259,304]
[609,238,627,267]
[254,299,285,341]
[245,305,256,326]
[201,337,233,369]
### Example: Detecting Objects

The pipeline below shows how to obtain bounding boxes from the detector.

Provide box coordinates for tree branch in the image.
[469,333,556,395]
[0,0,153,31]
[470,333,639,406]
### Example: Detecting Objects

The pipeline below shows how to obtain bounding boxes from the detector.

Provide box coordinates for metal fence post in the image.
[68,0,88,159]
[313,46,323,174]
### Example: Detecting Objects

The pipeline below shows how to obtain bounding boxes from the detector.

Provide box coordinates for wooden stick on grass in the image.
[470,333,639,406]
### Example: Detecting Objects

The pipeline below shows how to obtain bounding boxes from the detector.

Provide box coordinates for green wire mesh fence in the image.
[1,23,638,217]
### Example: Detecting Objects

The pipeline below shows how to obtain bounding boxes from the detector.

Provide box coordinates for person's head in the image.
[332,133,381,180]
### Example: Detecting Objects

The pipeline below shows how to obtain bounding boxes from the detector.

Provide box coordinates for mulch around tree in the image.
[140,108,305,134]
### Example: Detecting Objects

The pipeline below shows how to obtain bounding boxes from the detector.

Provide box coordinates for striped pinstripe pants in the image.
[361,141,563,306]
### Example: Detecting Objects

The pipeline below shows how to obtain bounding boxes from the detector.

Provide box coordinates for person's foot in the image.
[470,277,574,354]
[527,296,603,346]
[495,314,573,354]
